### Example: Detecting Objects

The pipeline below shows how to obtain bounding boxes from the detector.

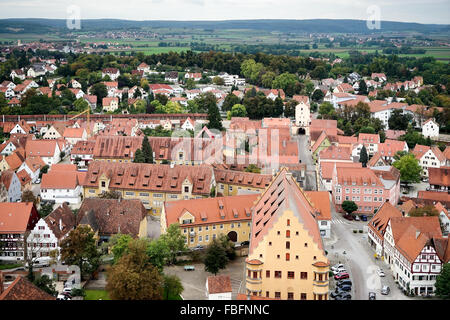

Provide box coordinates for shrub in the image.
[353,230,357,233]
[359,230,363,233]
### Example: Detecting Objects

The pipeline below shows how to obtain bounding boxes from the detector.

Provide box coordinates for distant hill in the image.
[0,18,449,34]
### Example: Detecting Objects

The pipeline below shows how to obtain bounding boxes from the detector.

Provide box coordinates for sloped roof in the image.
[0,276,56,300]
[44,203,77,240]
[207,275,232,294]
[0,202,35,233]
[368,201,403,240]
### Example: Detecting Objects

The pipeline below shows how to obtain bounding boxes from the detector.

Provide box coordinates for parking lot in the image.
[163,256,246,300]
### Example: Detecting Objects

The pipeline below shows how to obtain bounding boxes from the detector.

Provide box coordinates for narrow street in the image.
[295,134,317,191]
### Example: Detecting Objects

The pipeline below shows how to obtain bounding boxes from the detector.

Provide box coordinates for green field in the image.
[84,290,110,300]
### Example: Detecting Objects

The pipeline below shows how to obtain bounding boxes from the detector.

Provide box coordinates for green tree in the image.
[435,263,450,299]
[142,136,153,164]
[60,225,101,278]
[218,234,236,261]
[222,94,240,112]
[359,145,368,167]
[311,89,325,102]
[409,205,439,217]
[261,71,276,88]
[204,239,228,275]
[388,109,413,131]
[22,190,38,206]
[109,234,133,263]
[33,275,57,296]
[358,80,368,95]
[73,98,89,113]
[342,201,358,215]
[160,223,187,265]
[163,275,184,300]
[133,148,145,163]
[244,164,261,173]
[146,238,170,272]
[90,83,108,101]
[272,72,298,96]
[230,104,247,118]
[106,239,163,300]
[205,94,223,131]
[393,153,422,186]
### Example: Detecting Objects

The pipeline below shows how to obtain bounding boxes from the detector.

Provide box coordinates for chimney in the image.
[415,231,420,239]
[0,271,3,295]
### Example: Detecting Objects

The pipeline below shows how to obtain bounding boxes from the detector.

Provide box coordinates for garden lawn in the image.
[84,290,110,300]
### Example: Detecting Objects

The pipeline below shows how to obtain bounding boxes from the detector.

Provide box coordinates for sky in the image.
[0,0,449,25]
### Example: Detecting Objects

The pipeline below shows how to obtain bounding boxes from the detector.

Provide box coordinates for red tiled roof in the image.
[0,276,56,300]
[428,167,450,187]
[41,171,79,190]
[207,275,232,294]
[368,201,403,240]
[0,202,37,233]
[305,191,331,221]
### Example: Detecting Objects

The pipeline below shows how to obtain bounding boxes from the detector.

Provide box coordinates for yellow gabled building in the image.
[245,168,330,300]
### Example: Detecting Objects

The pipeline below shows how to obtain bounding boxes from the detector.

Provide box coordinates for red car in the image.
[343,214,354,221]
[334,272,350,280]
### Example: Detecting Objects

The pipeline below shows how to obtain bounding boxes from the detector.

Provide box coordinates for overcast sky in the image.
[1,0,449,24]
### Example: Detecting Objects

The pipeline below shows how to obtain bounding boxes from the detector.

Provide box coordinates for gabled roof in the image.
[305,191,331,221]
[0,276,56,300]
[78,198,147,237]
[249,169,325,255]
[311,131,329,154]
[41,171,79,190]
[368,201,403,240]
[429,167,450,187]
[207,275,232,294]
[44,203,76,240]
[25,140,58,158]
[0,202,36,233]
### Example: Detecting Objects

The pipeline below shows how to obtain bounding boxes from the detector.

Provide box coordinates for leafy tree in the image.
[358,79,368,95]
[318,102,334,117]
[341,201,358,215]
[33,275,57,296]
[204,239,228,275]
[245,164,261,173]
[163,275,184,300]
[155,94,168,106]
[142,136,154,163]
[109,234,133,263]
[273,97,284,117]
[409,205,439,217]
[359,126,376,134]
[388,109,413,131]
[222,93,241,112]
[39,202,54,218]
[212,76,225,85]
[90,83,108,101]
[146,238,170,272]
[133,148,145,163]
[272,72,298,96]
[106,239,163,300]
[435,263,450,299]
[311,89,325,102]
[261,71,276,88]
[160,223,187,265]
[284,100,297,118]
[22,190,38,206]
[359,145,368,167]
[230,104,247,118]
[393,153,422,185]
[217,234,236,261]
[205,95,223,131]
[60,225,101,278]
[400,125,432,149]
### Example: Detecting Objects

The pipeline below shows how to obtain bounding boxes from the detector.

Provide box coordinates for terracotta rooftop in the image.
[319,145,352,161]
[429,167,450,187]
[368,201,403,240]
[320,162,362,181]
[41,171,80,190]
[93,135,143,159]
[305,191,332,221]
[44,203,77,240]
[0,276,56,300]
[207,275,232,294]
[213,169,272,189]
[25,140,58,158]
[78,198,146,237]
[336,167,384,187]
[164,194,258,228]
[83,161,213,195]
[0,202,37,234]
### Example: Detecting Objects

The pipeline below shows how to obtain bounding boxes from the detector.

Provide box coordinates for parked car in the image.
[369,292,376,300]
[360,215,368,221]
[343,214,354,221]
[62,287,73,294]
[332,268,347,275]
[353,215,360,221]
[337,284,352,292]
[335,292,351,300]
[35,178,41,184]
[337,279,352,287]
[192,245,204,251]
[184,265,195,271]
[331,264,344,272]
[377,268,385,277]
[334,272,350,280]
[56,294,71,300]
[381,285,390,295]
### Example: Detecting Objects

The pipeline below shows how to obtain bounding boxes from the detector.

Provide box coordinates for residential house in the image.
[319,162,362,192]
[422,119,439,138]
[26,203,76,264]
[10,69,26,81]
[70,140,95,167]
[102,97,119,112]
[40,170,82,204]
[412,145,445,178]
[165,71,179,83]
[293,95,310,131]
[428,167,450,193]
[367,201,403,257]
[25,140,61,166]
[0,202,40,262]
[102,68,120,81]
[0,275,55,300]
[78,198,147,245]
[305,191,332,239]
[0,170,22,202]
[63,128,87,145]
